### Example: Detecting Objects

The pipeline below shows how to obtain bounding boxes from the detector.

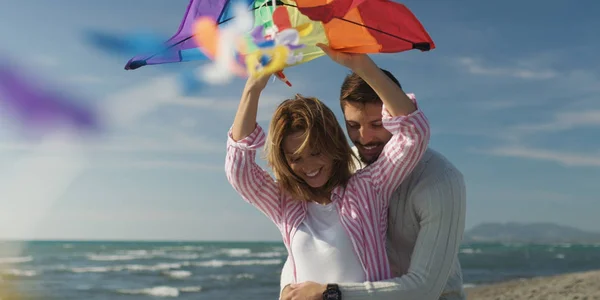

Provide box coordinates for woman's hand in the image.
[281,281,326,300]
[244,73,272,95]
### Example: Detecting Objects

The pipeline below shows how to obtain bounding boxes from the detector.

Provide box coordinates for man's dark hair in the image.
[339,68,402,109]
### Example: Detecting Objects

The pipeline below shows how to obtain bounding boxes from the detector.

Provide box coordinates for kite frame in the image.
[125,0,431,70]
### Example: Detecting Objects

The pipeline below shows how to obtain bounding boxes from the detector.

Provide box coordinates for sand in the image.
[466,270,600,300]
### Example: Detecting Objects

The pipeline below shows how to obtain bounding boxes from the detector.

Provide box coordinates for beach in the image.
[466,270,600,300]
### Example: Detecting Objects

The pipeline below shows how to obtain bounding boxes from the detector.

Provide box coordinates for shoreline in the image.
[465,269,600,299]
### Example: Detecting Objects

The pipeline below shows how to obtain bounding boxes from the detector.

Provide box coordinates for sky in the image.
[0,0,598,241]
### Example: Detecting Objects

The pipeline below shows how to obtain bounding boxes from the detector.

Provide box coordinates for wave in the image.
[192,259,282,268]
[86,250,164,261]
[163,270,192,279]
[83,247,286,263]
[209,273,255,281]
[116,286,202,297]
[1,268,38,277]
[460,248,482,254]
[198,248,286,259]
[71,262,184,273]
[221,248,251,256]
[86,250,200,262]
[65,258,281,274]
[0,256,33,264]
[250,251,283,258]
[156,246,204,251]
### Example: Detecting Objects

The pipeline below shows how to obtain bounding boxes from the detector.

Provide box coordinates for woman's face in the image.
[283,131,333,189]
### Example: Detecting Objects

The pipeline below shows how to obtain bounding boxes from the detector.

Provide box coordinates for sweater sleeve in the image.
[225,124,284,227]
[336,167,467,300]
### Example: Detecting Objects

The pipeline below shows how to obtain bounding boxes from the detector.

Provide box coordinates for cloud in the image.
[69,74,104,84]
[456,57,558,80]
[99,75,291,126]
[510,110,600,134]
[27,55,59,68]
[0,131,223,155]
[469,109,600,165]
[105,160,223,171]
[479,145,600,168]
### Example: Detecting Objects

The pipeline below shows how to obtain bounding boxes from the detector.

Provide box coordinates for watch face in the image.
[325,290,341,300]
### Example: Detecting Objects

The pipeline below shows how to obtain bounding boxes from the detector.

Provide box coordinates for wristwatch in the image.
[322,283,342,300]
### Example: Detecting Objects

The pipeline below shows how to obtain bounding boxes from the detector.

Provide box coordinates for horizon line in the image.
[0,238,285,243]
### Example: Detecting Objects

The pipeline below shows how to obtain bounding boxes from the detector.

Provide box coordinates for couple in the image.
[225,44,466,300]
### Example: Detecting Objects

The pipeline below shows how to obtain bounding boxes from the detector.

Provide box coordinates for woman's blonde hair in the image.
[265,94,357,201]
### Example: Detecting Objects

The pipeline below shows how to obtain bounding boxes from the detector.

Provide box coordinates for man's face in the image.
[343,102,392,165]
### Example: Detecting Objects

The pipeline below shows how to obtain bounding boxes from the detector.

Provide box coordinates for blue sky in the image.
[0,0,598,241]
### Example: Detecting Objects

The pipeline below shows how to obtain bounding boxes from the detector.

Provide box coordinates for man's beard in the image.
[360,154,379,165]
[355,142,385,165]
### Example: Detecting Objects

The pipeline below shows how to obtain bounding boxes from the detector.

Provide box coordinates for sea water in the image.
[1,241,600,299]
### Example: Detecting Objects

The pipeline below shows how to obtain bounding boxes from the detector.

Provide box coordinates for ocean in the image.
[1,240,600,299]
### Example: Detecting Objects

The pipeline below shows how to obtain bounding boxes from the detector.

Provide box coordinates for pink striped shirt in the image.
[225,94,430,282]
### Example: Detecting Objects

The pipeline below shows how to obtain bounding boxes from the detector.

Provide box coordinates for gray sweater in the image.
[280,148,467,300]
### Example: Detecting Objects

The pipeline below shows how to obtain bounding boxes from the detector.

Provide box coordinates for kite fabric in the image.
[291,0,435,53]
[0,61,100,135]
[253,0,329,66]
[124,0,435,75]
[124,0,255,70]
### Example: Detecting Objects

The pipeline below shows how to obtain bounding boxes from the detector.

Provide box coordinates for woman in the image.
[225,45,430,288]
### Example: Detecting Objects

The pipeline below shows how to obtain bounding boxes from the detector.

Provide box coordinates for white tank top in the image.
[291,201,366,283]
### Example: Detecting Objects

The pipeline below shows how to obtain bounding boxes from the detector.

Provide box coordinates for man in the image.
[279,68,467,300]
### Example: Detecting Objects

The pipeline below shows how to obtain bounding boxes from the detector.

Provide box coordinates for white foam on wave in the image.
[117,285,202,297]
[199,248,286,259]
[210,273,255,281]
[86,249,165,261]
[158,246,204,251]
[221,248,286,258]
[222,248,251,256]
[250,251,282,258]
[0,256,33,264]
[87,254,147,261]
[71,262,184,273]
[1,268,38,277]
[459,248,482,254]
[86,249,200,262]
[193,258,282,268]
[66,257,280,274]
[164,270,192,279]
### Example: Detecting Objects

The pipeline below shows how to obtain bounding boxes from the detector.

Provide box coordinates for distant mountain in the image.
[464,222,600,244]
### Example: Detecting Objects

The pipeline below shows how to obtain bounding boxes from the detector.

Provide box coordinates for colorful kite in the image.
[124,0,435,84]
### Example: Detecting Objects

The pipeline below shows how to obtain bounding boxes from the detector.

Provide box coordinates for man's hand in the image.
[316,43,374,74]
[281,281,327,300]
